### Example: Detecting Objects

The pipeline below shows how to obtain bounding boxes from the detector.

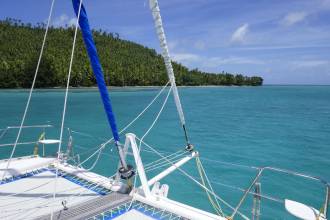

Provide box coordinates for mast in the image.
[149,0,191,146]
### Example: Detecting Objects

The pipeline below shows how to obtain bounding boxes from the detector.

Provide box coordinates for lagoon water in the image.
[0,86,329,219]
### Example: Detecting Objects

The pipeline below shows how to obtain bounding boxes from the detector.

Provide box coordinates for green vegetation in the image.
[0,18,263,88]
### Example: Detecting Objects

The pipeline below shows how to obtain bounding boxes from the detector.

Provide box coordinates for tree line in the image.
[0,18,263,88]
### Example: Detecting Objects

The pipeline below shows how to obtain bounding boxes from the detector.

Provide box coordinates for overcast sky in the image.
[1,0,330,84]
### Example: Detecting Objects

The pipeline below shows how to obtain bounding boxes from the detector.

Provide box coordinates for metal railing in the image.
[230,166,330,219]
[0,124,53,140]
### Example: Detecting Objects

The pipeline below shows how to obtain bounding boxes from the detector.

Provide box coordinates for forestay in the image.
[149,0,190,143]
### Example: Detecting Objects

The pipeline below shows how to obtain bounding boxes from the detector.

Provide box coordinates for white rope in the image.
[82,143,105,171]
[126,85,172,211]
[119,81,170,134]
[73,82,170,169]
[77,142,107,168]
[201,157,259,170]
[209,179,283,204]
[136,137,250,220]
[92,81,171,149]
[74,142,173,158]
[144,150,187,171]
[51,0,83,218]
[107,156,186,194]
[71,130,107,141]
[0,141,37,148]
[138,85,172,147]
[74,143,185,172]
[127,85,172,210]
[70,127,259,174]
[74,143,186,173]
[1,0,56,180]
[70,141,260,176]
[145,156,184,173]
[143,150,185,168]
[196,157,224,216]
[143,149,184,167]
[0,125,52,140]
[74,144,112,157]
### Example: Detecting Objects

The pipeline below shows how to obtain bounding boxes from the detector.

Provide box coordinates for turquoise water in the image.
[0,86,329,219]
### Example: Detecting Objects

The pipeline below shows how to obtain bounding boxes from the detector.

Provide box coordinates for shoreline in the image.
[0,85,253,91]
[0,84,329,91]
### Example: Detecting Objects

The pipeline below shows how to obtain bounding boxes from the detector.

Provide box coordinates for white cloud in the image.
[292,60,330,68]
[230,23,249,44]
[281,12,307,26]
[171,53,201,63]
[238,45,330,50]
[171,50,265,70]
[205,56,264,68]
[53,14,77,27]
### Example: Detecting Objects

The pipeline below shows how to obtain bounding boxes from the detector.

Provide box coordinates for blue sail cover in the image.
[72,0,120,142]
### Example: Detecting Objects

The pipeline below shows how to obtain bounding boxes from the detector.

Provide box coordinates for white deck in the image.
[0,170,101,219]
[0,156,107,220]
[0,156,56,180]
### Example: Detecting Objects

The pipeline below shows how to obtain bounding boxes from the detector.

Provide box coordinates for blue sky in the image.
[1,0,330,84]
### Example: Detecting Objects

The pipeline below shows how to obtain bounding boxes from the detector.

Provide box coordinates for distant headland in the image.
[0,18,263,88]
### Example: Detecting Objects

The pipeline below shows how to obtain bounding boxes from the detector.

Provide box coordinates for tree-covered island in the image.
[0,18,263,88]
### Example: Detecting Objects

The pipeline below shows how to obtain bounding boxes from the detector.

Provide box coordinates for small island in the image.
[0,18,263,88]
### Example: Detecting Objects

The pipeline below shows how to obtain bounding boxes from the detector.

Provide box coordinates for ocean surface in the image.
[0,86,329,219]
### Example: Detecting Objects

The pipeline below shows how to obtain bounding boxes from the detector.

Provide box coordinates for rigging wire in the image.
[129,85,172,192]
[126,85,172,211]
[201,157,259,170]
[143,150,187,171]
[138,85,173,147]
[144,156,185,173]
[0,141,37,148]
[135,137,250,220]
[51,0,83,218]
[142,149,184,167]
[71,130,107,142]
[196,157,224,216]
[73,142,186,174]
[0,0,299,217]
[1,0,56,180]
[209,180,283,204]
[72,81,170,170]
[82,143,105,171]
[118,81,170,135]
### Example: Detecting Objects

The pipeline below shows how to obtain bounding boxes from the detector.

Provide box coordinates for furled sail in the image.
[72,0,120,143]
[149,0,190,143]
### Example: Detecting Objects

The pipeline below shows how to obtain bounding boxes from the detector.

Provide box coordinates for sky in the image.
[1,0,330,84]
